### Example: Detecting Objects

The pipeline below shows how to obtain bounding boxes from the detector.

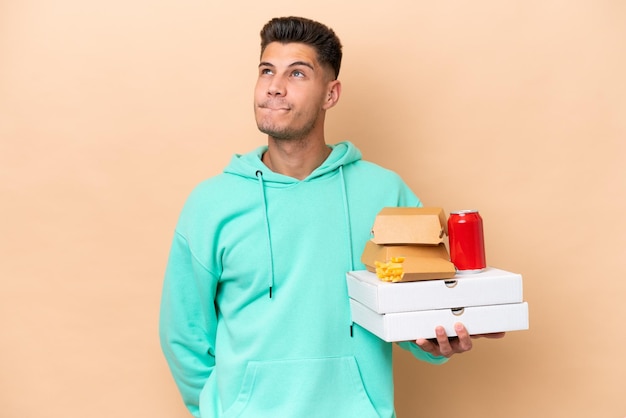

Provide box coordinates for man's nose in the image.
[267,77,285,96]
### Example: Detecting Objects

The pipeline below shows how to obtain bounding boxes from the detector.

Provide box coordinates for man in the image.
[160,16,503,418]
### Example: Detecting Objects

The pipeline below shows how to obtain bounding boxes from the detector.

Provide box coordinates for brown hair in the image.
[260,16,343,79]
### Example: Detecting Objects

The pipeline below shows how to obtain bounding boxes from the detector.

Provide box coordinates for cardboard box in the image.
[370,207,447,245]
[361,240,456,282]
[350,299,529,341]
[347,268,524,313]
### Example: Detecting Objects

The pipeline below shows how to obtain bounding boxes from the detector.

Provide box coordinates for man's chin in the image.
[257,124,291,140]
[260,131,293,141]
[256,120,315,141]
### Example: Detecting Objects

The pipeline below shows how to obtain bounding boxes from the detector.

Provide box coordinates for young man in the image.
[160,16,502,418]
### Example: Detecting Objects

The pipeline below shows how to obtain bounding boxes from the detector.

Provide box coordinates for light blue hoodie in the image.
[159,141,447,418]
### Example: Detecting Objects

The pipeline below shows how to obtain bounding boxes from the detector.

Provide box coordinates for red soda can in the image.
[448,210,486,273]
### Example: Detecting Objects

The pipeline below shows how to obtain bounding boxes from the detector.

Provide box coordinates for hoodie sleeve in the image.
[396,341,449,364]
[159,230,218,417]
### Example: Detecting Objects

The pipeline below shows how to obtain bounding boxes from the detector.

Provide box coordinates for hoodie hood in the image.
[223,141,362,183]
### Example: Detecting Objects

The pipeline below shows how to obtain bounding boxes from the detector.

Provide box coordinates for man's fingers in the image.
[416,325,504,359]
[415,338,437,354]
[435,326,454,357]
[454,323,473,352]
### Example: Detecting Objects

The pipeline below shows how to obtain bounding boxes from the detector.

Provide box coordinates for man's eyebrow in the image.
[288,61,315,71]
[258,61,315,70]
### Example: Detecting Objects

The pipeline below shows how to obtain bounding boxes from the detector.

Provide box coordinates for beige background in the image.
[1,1,624,417]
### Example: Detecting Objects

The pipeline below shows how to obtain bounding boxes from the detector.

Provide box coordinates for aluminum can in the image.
[448,210,486,273]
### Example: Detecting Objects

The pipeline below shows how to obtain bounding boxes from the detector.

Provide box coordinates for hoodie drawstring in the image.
[339,165,356,337]
[338,165,355,271]
[256,170,275,298]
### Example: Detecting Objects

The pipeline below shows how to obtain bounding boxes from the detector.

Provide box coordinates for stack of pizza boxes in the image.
[347,207,529,341]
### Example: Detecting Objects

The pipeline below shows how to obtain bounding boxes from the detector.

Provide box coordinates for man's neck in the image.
[262,137,331,180]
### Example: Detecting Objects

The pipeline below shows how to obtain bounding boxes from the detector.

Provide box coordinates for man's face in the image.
[254,42,334,140]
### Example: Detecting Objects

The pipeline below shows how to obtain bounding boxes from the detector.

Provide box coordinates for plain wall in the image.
[1,1,624,417]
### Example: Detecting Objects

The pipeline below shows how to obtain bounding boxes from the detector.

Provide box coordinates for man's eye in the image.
[292,70,304,77]
[261,68,273,75]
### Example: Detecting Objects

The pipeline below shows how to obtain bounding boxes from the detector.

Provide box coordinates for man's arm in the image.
[159,231,218,417]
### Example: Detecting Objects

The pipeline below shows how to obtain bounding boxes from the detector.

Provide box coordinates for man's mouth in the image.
[259,102,291,111]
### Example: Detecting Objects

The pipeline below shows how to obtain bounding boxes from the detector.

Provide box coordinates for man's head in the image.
[260,16,342,80]
[254,17,343,143]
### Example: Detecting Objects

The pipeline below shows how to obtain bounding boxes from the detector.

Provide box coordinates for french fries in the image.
[374,256,406,282]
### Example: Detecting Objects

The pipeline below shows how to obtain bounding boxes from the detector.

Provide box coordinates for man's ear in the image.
[323,80,342,110]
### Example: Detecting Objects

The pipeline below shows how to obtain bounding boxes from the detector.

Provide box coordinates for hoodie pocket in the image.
[222,356,380,418]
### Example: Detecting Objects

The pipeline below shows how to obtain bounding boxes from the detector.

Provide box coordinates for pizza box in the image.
[349,299,529,342]
[346,267,523,314]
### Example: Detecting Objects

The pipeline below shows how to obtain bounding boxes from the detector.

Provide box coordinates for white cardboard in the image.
[346,267,523,314]
[350,299,529,342]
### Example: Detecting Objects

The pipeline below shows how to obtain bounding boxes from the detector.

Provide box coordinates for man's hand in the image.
[415,323,506,358]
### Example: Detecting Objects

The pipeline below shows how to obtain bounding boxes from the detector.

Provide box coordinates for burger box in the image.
[347,268,524,314]
[361,240,456,282]
[370,207,447,245]
[349,298,529,341]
